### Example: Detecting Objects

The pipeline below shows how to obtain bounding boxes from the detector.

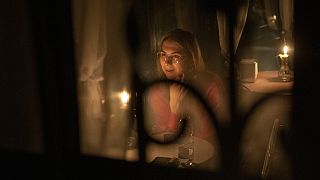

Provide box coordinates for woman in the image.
[145,28,229,142]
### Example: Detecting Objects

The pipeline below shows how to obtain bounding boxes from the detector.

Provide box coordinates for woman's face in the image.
[159,39,185,81]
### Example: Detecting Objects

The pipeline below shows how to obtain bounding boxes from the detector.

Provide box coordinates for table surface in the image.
[241,71,293,93]
[125,133,215,165]
[145,134,215,164]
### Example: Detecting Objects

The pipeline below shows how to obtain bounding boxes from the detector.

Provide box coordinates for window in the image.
[72,0,295,178]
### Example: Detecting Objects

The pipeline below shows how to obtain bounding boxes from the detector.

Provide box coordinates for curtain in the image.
[73,0,107,155]
[216,0,249,61]
[73,0,107,83]
[263,0,294,45]
[279,0,294,45]
[175,0,196,32]
[73,0,132,159]
[263,0,279,31]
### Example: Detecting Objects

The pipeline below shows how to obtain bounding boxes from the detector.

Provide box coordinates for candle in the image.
[278,45,292,82]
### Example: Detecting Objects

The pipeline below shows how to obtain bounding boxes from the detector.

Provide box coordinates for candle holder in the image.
[278,55,293,82]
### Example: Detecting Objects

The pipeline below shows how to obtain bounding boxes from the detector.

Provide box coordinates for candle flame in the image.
[283,45,288,56]
[279,45,289,58]
[119,90,130,104]
[273,15,277,20]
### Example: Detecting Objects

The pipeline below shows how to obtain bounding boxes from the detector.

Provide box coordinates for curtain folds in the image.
[73,0,107,154]
[279,0,294,44]
[73,0,132,159]
[74,0,107,82]
[216,0,249,61]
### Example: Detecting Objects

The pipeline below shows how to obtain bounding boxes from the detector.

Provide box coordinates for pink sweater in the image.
[145,72,227,140]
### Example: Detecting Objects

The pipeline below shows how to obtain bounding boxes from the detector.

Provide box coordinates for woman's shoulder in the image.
[193,70,224,87]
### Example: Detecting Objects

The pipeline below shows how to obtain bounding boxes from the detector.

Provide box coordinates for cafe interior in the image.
[1,0,319,179]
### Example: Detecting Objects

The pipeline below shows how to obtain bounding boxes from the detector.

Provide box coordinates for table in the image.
[238,71,293,176]
[145,134,215,165]
[241,71,293,93]
[125,133,216,169]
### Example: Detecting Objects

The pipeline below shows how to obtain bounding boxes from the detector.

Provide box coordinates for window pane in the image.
[236,0,294,178]
[72,0,294,178]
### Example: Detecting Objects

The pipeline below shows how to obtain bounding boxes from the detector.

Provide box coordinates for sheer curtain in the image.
[73,0,132,159]
[279,0,294,45]
[175,0,196,32]
[263,0,294,45]
[73,0,107,155]
[216,0,249,63]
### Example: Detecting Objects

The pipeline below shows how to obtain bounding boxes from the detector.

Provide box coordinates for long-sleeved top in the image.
[144,71,228,141]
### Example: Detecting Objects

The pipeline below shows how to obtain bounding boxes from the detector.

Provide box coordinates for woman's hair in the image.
[156,28,205,79]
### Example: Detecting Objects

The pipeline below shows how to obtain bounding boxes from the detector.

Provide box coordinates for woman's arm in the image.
[144,84,180,135]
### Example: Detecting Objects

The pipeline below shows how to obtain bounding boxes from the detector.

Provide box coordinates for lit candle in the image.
[119,90,130,109]
[277,44,292,82]
[279,45,289,58]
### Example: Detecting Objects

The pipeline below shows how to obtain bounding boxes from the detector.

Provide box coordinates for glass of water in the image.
[178,124,194,167]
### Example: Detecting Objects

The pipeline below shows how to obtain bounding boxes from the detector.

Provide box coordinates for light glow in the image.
[119,90,130,105]
[283,45,288,56]
[279,45,289,58]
